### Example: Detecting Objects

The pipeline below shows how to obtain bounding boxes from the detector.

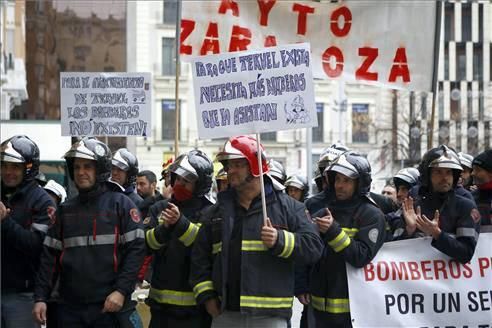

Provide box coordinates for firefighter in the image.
[385,167,420,241]
[215,168,229,193]
[284,174,310,202]
[268,159,287,185]
[310,152,386,328]
[471,149,492,228]
[1,135,55,328]
[111,148,143,207]
[458,152,474,190]
[33,137,146,327]
[190,135,323,328]
[401,145,480,263]
[144,150,214,328]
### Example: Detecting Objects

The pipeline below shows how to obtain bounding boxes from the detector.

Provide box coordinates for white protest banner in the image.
[181,1,438,92]
[60,72,152,137]
[190,43,316,140]
[346,233,492,328]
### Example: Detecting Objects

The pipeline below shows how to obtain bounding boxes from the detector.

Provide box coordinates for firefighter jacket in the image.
[416,188,479,263]
[392,186,479,263]
[472,184,492,229]
[309,195,386,325]
[124,185,143,207]
[1,181,54,293]
[190,183,323,320]
[144,196,213,316]
[34,182,146,304]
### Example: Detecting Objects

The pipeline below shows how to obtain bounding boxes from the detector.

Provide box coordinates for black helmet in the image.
[169,149,213,198]
[285,174,310,200]
[418,145,462,190]
[64,137,112,183]
[112,148,139,186]
[318,143,349,174]
[325,151,372,196]
[268,159,286,184]
[393,167,420,190]
[0,135,40,181]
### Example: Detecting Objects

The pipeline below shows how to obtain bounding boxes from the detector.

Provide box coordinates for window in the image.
[484,121,490,150]
[260,132,276,141]
[313,103,324,142]
[438,121,450,145]
[478,4,483,42]
[352,104,369,143]
[163,0,177,25]
[162,38,176,76]
[162,99,180,140]
[450,82,460,121]
[444,3,454,41]
[456,43,466,81]
[409,121,421,163]
[467,121,478,155]
[478,82,484,120]
[473,43,483,81]
[444,43,449,80]
[461,3,471,41]
[467,82,473,119]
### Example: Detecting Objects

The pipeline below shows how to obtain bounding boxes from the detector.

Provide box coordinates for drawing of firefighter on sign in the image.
[285,95,310,124]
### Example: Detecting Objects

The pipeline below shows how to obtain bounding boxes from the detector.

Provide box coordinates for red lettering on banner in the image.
[322,46,343,78]
[420,260,433,280]
[433,259,449,279]
[390,261,409,280]
[408,261,422,280]
[356,47,378,81]
[478,257,491,277]
[200,23,220,55]
[180,19,195,55]
[229,25,252,52]
[292,3,315,36]
[388,47,410,82]
[463,262,473,278]
[449,260,461,279]
[257,0,277,26]
[218,0,239,17]
[264,35,277,47]
[377,261,390,281]
[364,262,375,281]
[330,6,352,37]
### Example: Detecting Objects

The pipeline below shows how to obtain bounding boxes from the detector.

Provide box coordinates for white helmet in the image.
[44,180,67,203]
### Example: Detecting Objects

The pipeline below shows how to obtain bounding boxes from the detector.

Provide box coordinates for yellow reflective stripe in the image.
[342,227,359,238]
[212,242,222,254]
[311,295,325,312]
[240,295,293,309]
[241,240,268,252]
[193,280,214,299]
[149,287,196,306]
[278,230,295,258]
[326,298,350,313]
[328,230,351,253]
[178,222,201,247]
[311,295,350,313]
[146,228,164,250]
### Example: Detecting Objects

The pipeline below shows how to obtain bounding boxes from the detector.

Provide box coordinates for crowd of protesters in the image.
[1,134,490,328]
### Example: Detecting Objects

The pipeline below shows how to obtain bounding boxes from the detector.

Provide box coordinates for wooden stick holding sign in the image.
[255,133,268,226]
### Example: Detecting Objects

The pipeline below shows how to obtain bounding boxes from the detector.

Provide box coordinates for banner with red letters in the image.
[181,1,438,91]
[346,233,492,328]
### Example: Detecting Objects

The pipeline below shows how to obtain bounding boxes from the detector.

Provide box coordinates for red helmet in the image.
[215,136,269,177]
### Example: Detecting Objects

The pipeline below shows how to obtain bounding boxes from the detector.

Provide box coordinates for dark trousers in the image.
[149,307,211,328]
[57,303,118,328]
